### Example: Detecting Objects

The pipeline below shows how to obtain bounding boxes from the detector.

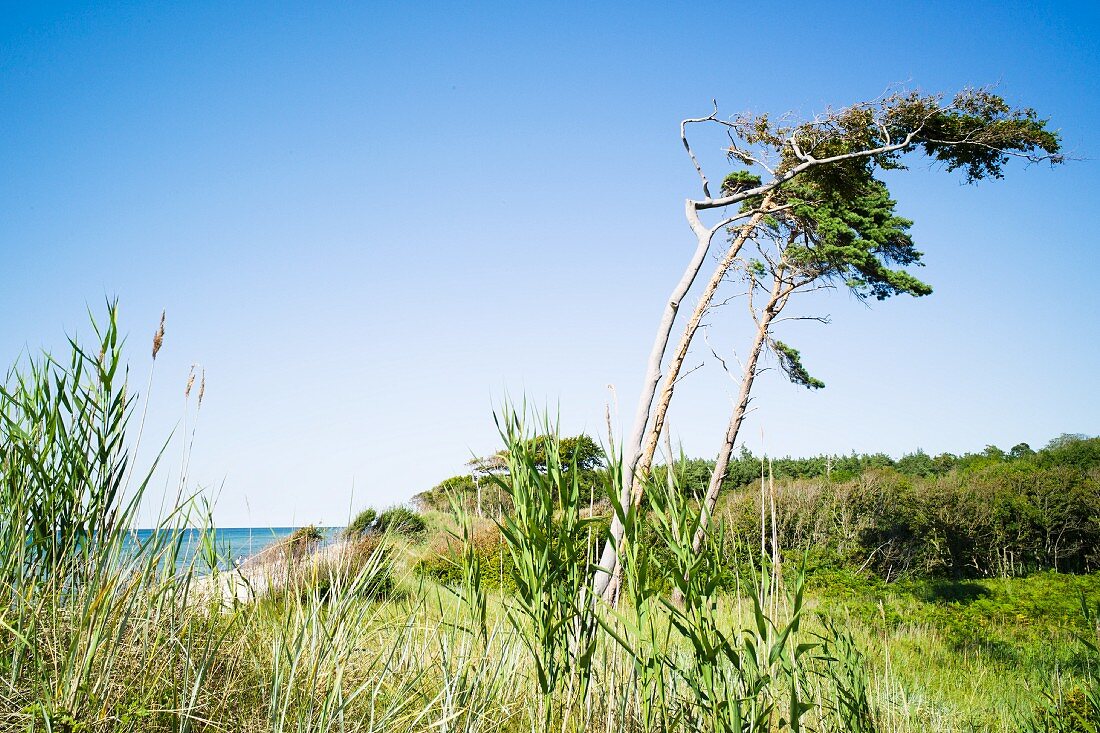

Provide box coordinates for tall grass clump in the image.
[0,303,216,730]
[489,408,600,730]
[456,411,883,732]
[599,452,878,732]
[1017,596,1100,732]
[0,306,429,732]
[1,304,139,583]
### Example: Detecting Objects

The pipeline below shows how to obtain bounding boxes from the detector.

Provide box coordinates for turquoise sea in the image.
[129,527,343,572]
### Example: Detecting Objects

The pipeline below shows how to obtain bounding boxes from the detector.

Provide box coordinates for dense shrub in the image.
[415,512,610,592]
[415,518,516,591]
[344,507,377,537]
[280,524,325,560]
[412,434,607,514]
[344,506,428,540]
[418,435,1100,584]
[267,533,394,604]
[714,460,1100,579]
[377,506,427,538]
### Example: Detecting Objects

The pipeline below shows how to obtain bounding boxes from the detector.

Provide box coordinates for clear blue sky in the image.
[2,1,1097,526]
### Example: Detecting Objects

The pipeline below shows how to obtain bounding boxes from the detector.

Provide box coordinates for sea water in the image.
[127,527,343,572]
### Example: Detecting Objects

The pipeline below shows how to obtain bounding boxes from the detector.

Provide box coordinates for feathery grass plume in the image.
[151,310,165,359]
[185,365,195,398]
[198,368,206,407]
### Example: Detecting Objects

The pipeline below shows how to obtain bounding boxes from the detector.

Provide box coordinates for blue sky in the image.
[2,1,1097,526]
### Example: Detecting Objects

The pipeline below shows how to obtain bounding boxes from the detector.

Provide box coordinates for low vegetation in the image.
[2,308,1098,732]
[346,505,428,539]
[425,436,1100,583]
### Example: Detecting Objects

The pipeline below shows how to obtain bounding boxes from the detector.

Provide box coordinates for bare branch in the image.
[709,291,748,311]
[704,329,738,384]
[921,136,1064,164]
[695,128,924,212]
[708,201,796,239]
[681,100,720,198]
[789,133,814,163]
[673,361,706,386]
[772,314,832,325]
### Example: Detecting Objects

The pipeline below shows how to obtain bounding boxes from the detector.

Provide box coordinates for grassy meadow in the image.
[2,308,1099,733]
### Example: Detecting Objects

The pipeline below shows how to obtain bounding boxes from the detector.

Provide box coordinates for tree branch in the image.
[694,129,921,211]
[681,101,720,199]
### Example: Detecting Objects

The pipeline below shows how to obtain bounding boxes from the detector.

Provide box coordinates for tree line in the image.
[414,433,1100,581]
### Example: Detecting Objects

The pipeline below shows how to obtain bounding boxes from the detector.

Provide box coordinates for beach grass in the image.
[2,307,1099,732]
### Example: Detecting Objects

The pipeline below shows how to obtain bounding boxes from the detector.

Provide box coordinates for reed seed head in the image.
[185,366,195,398]
[152,311,165,360]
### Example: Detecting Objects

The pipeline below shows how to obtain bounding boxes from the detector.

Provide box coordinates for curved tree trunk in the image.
[691,278,784,555]
[630,200,773,505]
[594,203,721,598]
[598,204,772,603]
[590,203,720,602]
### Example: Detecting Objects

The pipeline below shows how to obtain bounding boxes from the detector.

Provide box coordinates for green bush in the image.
[346,506,429,539]
[281,524,324,560]
[711,460,1100,580]
[413,435,606,514]
[267,534,394,605]
[377,506,427,538]
[415,519,517,591]
[344,507,377,538]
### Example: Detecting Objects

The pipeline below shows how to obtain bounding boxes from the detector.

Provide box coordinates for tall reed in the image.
[475,412,881,732]
[489,408,600,731]
[0,303,213,730]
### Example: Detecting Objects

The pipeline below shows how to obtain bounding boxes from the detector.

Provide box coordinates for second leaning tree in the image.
[594,88,1063,603]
